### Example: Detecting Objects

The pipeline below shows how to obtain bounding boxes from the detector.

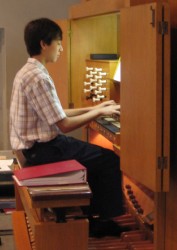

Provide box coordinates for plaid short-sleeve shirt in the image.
[10,58,66,150]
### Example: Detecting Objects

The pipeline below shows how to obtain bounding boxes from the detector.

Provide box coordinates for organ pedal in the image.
[88,174,154,250]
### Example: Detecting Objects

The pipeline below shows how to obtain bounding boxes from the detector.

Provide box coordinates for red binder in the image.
[13,159,87,186]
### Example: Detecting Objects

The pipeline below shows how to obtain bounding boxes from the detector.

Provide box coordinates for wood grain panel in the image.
[12,211,32,250]
[120,3,170,191]
[69,0,124,19]
[70,14,119,107]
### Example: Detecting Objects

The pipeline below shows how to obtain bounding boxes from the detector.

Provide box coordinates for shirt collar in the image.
[27,58,49,74]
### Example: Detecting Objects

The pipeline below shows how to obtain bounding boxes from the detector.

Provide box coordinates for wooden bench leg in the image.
[35,219,89,250]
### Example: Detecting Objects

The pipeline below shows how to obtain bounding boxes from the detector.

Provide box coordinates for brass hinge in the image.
[158,21,168,35]
[158,156,168,170]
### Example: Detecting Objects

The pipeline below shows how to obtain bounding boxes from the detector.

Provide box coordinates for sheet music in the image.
[0,159,13,172]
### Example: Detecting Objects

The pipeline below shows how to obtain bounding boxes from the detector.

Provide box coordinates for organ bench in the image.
[12,151,91,250]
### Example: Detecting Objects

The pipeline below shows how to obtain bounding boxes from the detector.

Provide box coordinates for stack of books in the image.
[13,159,92,201]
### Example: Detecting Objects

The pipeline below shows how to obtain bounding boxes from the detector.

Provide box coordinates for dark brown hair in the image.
[24,18,63,56]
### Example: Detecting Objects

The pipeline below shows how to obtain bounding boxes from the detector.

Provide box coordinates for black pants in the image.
[22,135,124,219]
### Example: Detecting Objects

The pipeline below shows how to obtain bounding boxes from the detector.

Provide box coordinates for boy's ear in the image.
[40,40,47,50]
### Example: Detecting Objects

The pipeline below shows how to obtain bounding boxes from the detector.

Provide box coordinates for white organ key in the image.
[84,81,91,86]
[95,75,102,79]
[90,78,97,83]
[86,74,93,78]
[99,87,106,91]
[97,95,105,99]
[93,97,100,102]
[90,71,97,75]
[94,90,102,94]
[99,72,107,76]
[84,89,91,93]
[95,83,102,87]
[98,79,107,84]
[94,68,102,72]
[90,86,97,90]
[86,67,93,71]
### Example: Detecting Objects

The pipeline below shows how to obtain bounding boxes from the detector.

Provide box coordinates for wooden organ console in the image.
[71,54,156,249]
[86,117,155,250]
[83,58,155,249]
[67,1,177,249]
[12,0,177,250]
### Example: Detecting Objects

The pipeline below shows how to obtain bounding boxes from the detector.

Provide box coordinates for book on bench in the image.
[27,183,92,201]
[13,159,87,187]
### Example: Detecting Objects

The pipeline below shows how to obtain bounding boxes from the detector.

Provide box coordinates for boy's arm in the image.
[64,100,119,117]
[56,103,120,133]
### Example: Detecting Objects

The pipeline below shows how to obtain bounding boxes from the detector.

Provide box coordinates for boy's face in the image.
[42,39,63,63]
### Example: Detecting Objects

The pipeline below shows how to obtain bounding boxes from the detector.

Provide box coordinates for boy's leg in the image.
[22,135,124,219]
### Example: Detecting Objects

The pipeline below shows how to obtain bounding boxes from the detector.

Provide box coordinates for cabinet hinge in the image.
[158,156,168,170]
[158,21,168,35]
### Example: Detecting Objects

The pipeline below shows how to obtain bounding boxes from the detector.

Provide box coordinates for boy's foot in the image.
[89,217,131,238]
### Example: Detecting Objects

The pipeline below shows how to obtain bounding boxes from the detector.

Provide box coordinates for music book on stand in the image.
[13,159,87,187]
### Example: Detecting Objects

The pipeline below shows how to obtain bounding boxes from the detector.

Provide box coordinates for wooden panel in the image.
[12,211,32,250]
[126,0,168,6]
[120,3,170,191]
[12,201,89,250]
[154,192,166,250]
[169,0,177,28]
[128,0,177,28]
[162,3,170,191]
[88,127,114,150]
[70,14,119,107]
[35,220,88,250]
[69,0,125,19]
[13,161,25,210]
[14,181,24,211]
[46,20,70,109]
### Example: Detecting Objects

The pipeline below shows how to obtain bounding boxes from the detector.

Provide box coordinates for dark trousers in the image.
[22,135,124,219]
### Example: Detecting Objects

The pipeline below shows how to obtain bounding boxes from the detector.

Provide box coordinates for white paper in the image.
[0,159,13,171]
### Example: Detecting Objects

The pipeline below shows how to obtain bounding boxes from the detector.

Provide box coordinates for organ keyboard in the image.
[89,116,120,146]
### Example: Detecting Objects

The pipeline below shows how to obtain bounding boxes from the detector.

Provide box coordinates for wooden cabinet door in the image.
[120,2,170,192]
